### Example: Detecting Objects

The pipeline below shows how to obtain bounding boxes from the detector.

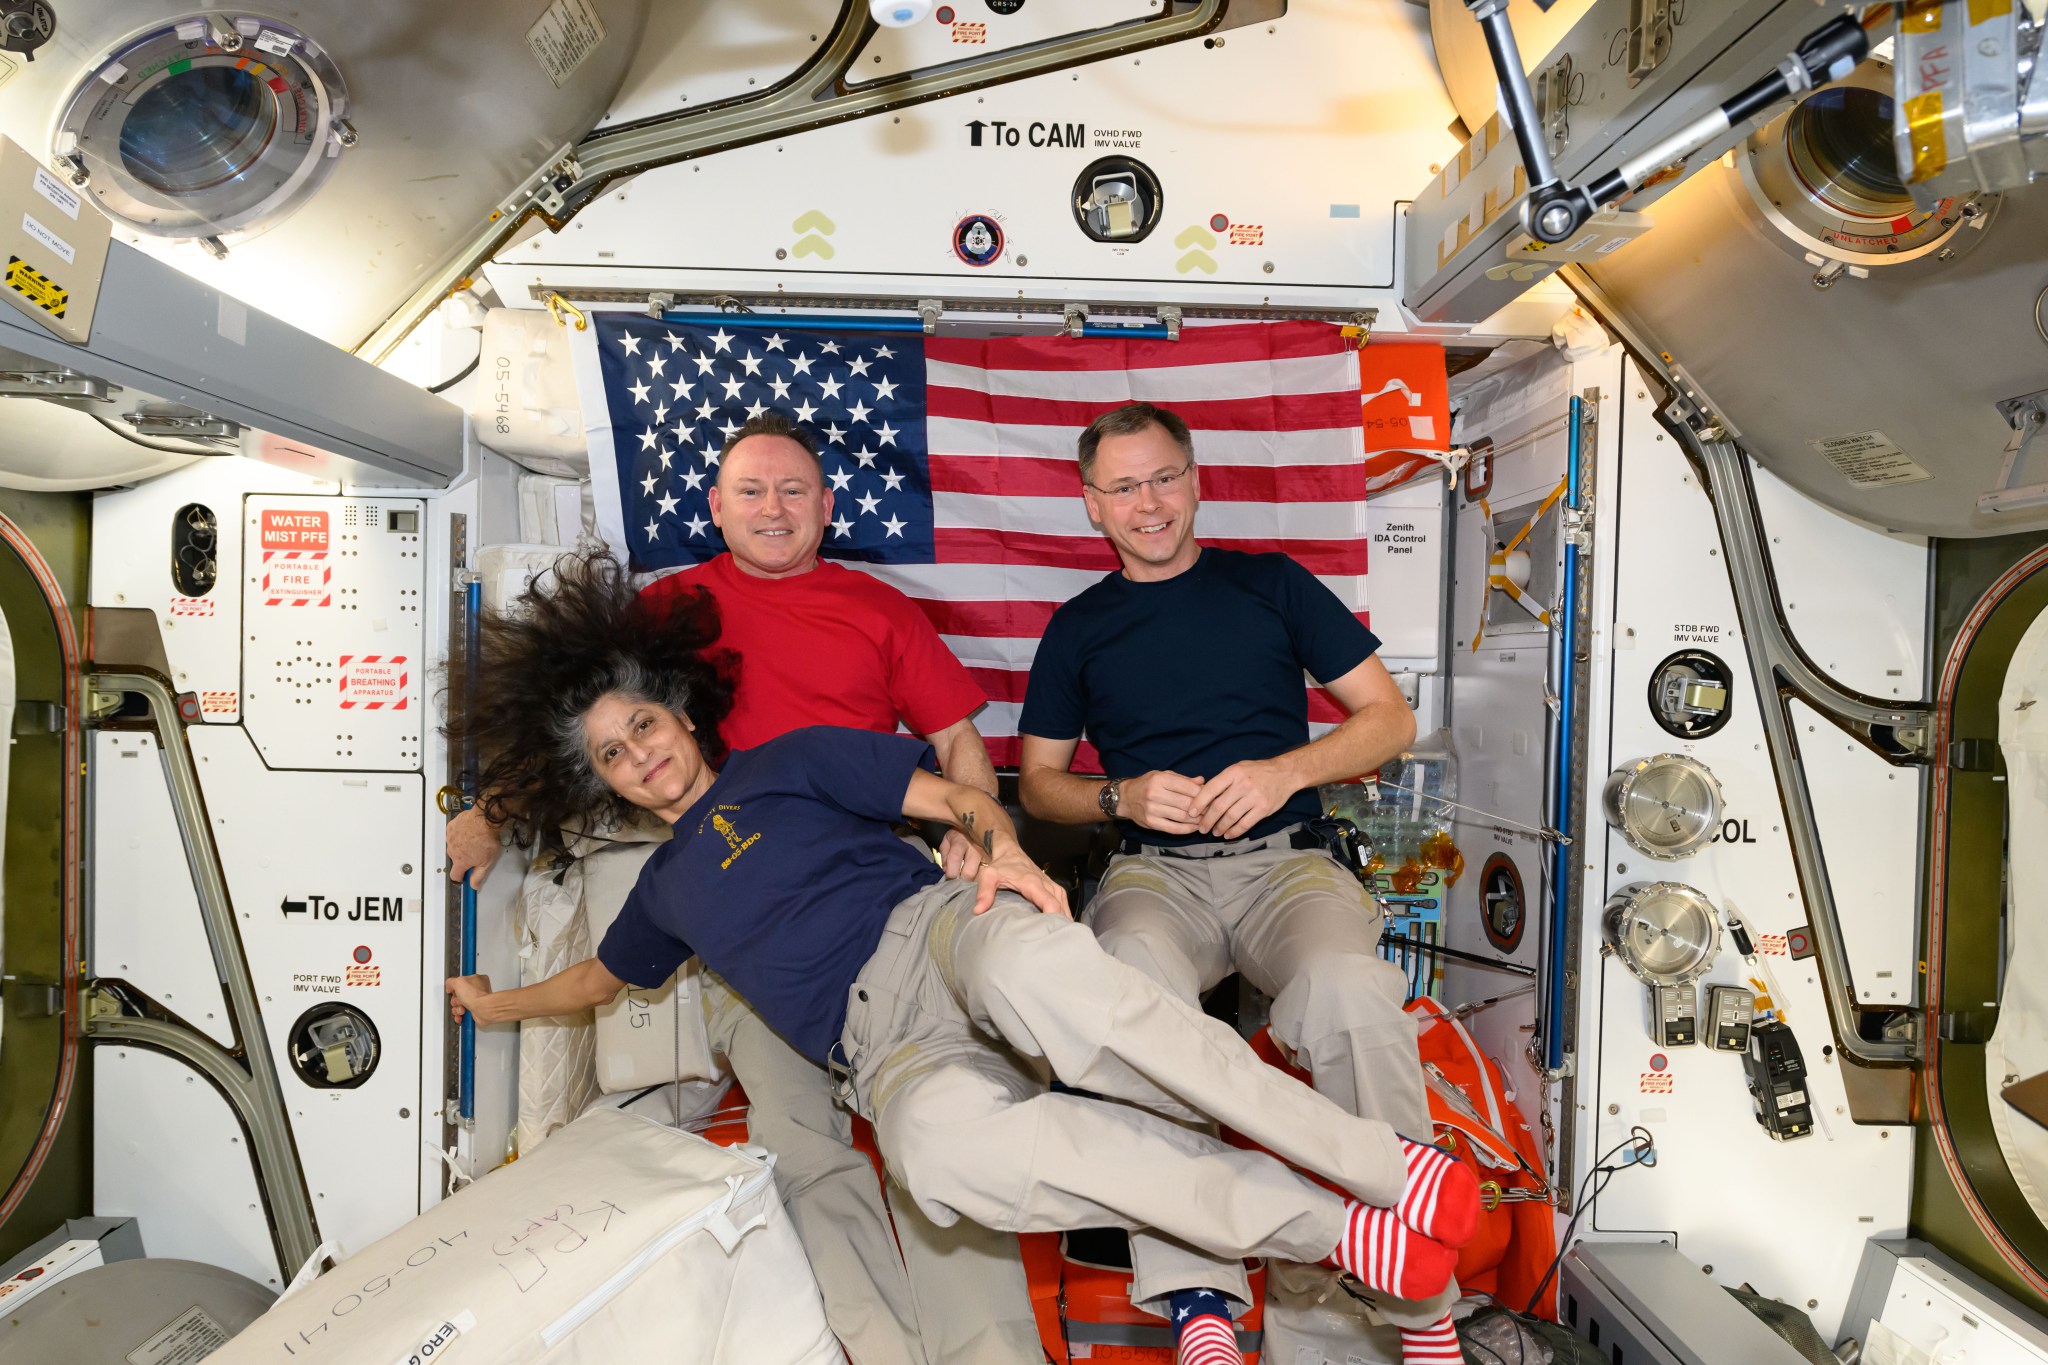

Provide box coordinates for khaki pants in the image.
[1088,834,1454,1327]
[703,975,1042,1365]
[839,880,1413,1323]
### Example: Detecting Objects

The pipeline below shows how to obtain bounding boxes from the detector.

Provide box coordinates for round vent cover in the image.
[1603,882,1722,986]
[1603,754,1726,861]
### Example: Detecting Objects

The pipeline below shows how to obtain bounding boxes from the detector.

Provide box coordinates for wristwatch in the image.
[1098,778,1123,820]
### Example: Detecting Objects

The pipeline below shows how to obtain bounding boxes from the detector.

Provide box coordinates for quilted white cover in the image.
[211,1109,839,1365]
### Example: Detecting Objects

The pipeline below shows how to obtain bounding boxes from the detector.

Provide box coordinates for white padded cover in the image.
[469,308,589,476]
[1987,604,2048,1226]
[579,828,724,1093]
[211,1108,839,1365]
[514,851,599,1153]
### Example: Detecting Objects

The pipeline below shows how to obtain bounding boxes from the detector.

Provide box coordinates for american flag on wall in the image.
[585,315,1385,769]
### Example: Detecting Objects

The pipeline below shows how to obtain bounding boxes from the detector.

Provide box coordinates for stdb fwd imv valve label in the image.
[0,135,109,344]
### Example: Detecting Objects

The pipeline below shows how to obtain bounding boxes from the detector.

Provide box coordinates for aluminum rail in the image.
[357,1,1230,363]
[84,1010,319,1276]
[85,670,321,1274]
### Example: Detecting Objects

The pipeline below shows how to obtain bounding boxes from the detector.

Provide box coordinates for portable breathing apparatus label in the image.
[1807,430,1932,488]
[526,0,606,88]
[125,1304,228,1365]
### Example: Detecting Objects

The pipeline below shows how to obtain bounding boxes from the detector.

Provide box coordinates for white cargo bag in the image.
[210,1108,838,1365]
[581,833,724,1093]
[470,307,588,475]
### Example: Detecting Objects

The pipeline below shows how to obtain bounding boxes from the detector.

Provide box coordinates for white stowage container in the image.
[582,835,725,1094]
[208,1108,838,1365]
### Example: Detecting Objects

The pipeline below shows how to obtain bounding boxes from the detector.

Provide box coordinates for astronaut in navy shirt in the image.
[442,551,1477,1365]
[1017,403,1456,1344]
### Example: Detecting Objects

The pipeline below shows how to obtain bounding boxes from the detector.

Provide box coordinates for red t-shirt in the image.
[638,554,984,750]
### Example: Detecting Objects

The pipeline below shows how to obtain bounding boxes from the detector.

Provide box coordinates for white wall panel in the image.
[89,731,233,1048]
[94,1047,278,1289]
[487,3,1460,317]
[240,494,426,772]
[1579,365,1911,1341]
[191,723,426,1260]
[1751,463,1929,701]
[90,459,333,724]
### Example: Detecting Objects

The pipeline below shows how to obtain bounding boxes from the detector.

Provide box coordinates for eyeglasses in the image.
[1086,462,1193,503]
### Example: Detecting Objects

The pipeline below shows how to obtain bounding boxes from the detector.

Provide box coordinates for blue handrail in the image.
[1544,396,1585,1073]
[458,576,480,1122]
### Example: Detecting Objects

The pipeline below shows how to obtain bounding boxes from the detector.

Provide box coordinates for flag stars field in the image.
[596,316,934,559]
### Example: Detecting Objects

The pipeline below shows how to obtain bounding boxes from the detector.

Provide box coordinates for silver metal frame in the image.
[357,0,1242,361]
[86,670,321,1278]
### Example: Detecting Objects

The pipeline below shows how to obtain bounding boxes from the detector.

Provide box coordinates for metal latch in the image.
[11,700,62,735]
[1627,0,1672,86]
[1948,737,2002,771]
[1980,388,2048,515]
[1536,53,1576,158]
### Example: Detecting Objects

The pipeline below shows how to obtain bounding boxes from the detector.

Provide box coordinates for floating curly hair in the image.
[445,549,738,852]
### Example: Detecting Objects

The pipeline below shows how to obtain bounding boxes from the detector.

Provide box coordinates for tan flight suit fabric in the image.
[1085,831,1458,1328]
[839,879,1415,1306]
[702,972,1041,1365]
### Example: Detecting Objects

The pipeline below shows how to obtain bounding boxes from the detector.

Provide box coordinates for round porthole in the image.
[53,16,351,242]
[1737,63,1994,272]
[1478,853,1524,953]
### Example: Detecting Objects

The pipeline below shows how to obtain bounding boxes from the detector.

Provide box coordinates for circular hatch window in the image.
[54,16,351,241]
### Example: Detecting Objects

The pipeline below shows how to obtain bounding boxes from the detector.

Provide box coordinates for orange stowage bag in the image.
[1228,1008,1559,1322]
[1403,997,1558,1320]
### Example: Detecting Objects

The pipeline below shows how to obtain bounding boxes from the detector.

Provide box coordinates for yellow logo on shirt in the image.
[705,805,761,870]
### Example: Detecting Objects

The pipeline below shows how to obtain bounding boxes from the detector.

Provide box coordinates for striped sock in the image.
[1323,1199,1459,1302]
[1169,1289,1242,1365]
[1396,1137,1481,1250]
[1401,1312,1463,1364]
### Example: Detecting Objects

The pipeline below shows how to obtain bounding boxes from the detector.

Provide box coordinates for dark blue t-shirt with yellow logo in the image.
[595,726,942,1063]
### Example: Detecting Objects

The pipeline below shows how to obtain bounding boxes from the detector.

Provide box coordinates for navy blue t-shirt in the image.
[595,726,943,1063]
[1018,547,1381,846]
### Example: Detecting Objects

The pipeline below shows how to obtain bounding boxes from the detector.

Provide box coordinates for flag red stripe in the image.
[935,527,1369,576]
[929,454,1365,502]
[924,319,1344,372]
[914,597,1065,638]
[927,385,1361,434]
[969,667,1350,721]
[984,735,1103,774]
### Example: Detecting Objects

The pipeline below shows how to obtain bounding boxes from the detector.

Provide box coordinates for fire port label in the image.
[339,655,409,710]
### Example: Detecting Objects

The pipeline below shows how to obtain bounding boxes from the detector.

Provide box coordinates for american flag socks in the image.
[1168,1289,1242,1365]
